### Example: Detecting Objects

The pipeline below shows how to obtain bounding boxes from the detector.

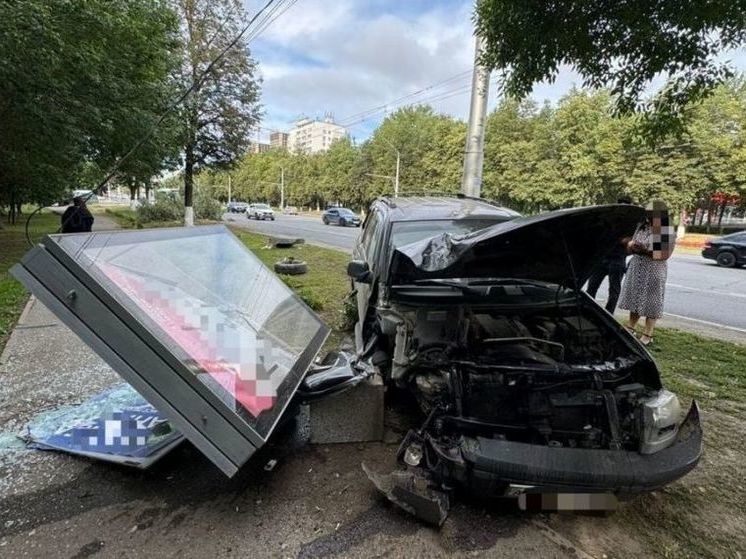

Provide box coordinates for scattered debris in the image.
[362,463,450,526]
[267,236,305,249]
[263,458,278,471]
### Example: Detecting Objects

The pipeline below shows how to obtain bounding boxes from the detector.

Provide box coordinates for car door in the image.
[352,210,384,350]
[327,209,339,224]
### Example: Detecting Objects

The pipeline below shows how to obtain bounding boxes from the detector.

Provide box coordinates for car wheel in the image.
[717,251,737,267]
[323,218,329,225]
[339,218,346,227]
[271,217,275,221]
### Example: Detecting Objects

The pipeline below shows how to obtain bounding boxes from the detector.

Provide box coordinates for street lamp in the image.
[365,172,398,197]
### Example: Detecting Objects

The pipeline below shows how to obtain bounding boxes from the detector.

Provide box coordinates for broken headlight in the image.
[639,389,681,454]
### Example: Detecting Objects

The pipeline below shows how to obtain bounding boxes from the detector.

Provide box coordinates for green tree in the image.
[174,0,262,225]
[475,0,746,135]
[0,0,180,223]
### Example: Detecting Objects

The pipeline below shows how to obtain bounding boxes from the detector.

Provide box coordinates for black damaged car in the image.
[343,196,702,523]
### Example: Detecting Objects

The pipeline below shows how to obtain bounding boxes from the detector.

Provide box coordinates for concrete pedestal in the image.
[309,373,384,444]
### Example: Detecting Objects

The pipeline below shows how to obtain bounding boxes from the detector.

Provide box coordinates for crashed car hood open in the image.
[390,204,645,288]
[11,225,329,476]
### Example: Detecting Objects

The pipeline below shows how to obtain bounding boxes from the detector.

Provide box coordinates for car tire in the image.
[271,217,275,221]
[323,218,329,225]
[717,251,737,267]
[340,218,346,227]
[274,258,308,275]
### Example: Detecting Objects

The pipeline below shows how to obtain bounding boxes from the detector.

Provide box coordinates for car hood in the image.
[390,205,644,288]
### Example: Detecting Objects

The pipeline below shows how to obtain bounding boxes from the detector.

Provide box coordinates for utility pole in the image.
[280,167,285,209]
[461,35,491,197]
[227,174,232,203]
[394,151,400,197]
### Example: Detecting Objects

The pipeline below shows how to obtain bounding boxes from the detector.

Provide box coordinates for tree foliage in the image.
[173,0,262,222]
[474,0,746,135]
[0,0,180,222]
[200,82,746,223]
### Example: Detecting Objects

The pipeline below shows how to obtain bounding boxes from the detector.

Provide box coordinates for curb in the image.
[0,296,36,366]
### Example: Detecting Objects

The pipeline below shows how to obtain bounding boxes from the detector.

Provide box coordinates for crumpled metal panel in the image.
[391,204,645,288]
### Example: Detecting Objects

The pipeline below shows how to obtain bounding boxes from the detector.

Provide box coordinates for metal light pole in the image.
[227,174,232,203]
[461,35,491,198]
[280,167,285,209]
[394,151,400,197]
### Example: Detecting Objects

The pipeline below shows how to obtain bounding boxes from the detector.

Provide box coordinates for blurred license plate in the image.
[518,493,618,512]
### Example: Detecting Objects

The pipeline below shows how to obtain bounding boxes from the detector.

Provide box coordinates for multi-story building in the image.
[287,115,346,154]
[249,141,271,154]
[269,131,288,150]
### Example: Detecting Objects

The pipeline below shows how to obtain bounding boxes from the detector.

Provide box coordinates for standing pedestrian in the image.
[61,196,94,233]
[618,200,676,346]
[586,196,633,314]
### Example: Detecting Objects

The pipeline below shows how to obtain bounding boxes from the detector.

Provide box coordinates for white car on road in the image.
[247,203,275,220]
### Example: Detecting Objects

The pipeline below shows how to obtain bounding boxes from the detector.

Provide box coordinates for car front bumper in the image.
[701,247,717,259]
[432,401,702,496]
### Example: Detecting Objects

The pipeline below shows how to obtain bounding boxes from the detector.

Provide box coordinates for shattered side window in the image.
[51,226,326,440]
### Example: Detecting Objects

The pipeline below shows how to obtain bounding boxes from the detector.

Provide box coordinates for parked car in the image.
[701,231,746,267]
[322,207,361,227]
[282,206,299,215]
[342,196,701,522]
[247,203,275,220]
[227,201,248,213]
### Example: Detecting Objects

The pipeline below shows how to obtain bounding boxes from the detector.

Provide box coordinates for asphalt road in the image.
[224,213,746,333]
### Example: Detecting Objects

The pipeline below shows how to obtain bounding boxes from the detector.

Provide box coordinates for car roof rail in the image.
[377,196,397,208]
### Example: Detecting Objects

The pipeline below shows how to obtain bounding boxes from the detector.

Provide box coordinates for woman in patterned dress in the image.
[618,201,676,346]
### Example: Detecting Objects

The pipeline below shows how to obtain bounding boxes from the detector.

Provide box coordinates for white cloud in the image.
[249,0,479,139]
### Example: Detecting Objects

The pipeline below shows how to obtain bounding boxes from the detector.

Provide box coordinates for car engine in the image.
[378,304,676,453]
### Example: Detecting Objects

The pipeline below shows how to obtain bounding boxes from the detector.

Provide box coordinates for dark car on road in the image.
[227,201,248,213]
[702,231,746,267]
[344,196,701,522]
[322,207,361,227]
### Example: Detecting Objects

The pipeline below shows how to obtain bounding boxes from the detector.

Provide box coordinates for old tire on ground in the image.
[274,258,308,275]
[717,251,737,267]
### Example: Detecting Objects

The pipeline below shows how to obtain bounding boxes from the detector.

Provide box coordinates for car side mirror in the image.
[347,260,371,283]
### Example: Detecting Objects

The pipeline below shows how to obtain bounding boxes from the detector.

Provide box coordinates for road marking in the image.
[666,282,746,299]
[663,312,746,334]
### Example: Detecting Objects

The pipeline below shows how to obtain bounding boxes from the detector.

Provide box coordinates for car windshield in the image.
[391,218,508,248]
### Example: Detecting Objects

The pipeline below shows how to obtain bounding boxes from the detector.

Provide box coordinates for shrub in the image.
[136,197,182,223]
[195,190,223,221]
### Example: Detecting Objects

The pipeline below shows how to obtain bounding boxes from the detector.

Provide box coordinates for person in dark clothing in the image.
[61,196,95,233]
[586,196,633,314]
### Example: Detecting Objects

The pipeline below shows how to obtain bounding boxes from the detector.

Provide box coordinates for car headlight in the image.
[639,389,681,454]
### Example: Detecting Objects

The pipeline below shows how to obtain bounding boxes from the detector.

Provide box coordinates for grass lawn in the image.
[0,211,61,354]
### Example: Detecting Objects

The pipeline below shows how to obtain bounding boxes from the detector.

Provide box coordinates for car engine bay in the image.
[376,302,677,454]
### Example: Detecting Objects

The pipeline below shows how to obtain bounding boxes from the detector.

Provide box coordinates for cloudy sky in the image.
[246,0,746,143]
